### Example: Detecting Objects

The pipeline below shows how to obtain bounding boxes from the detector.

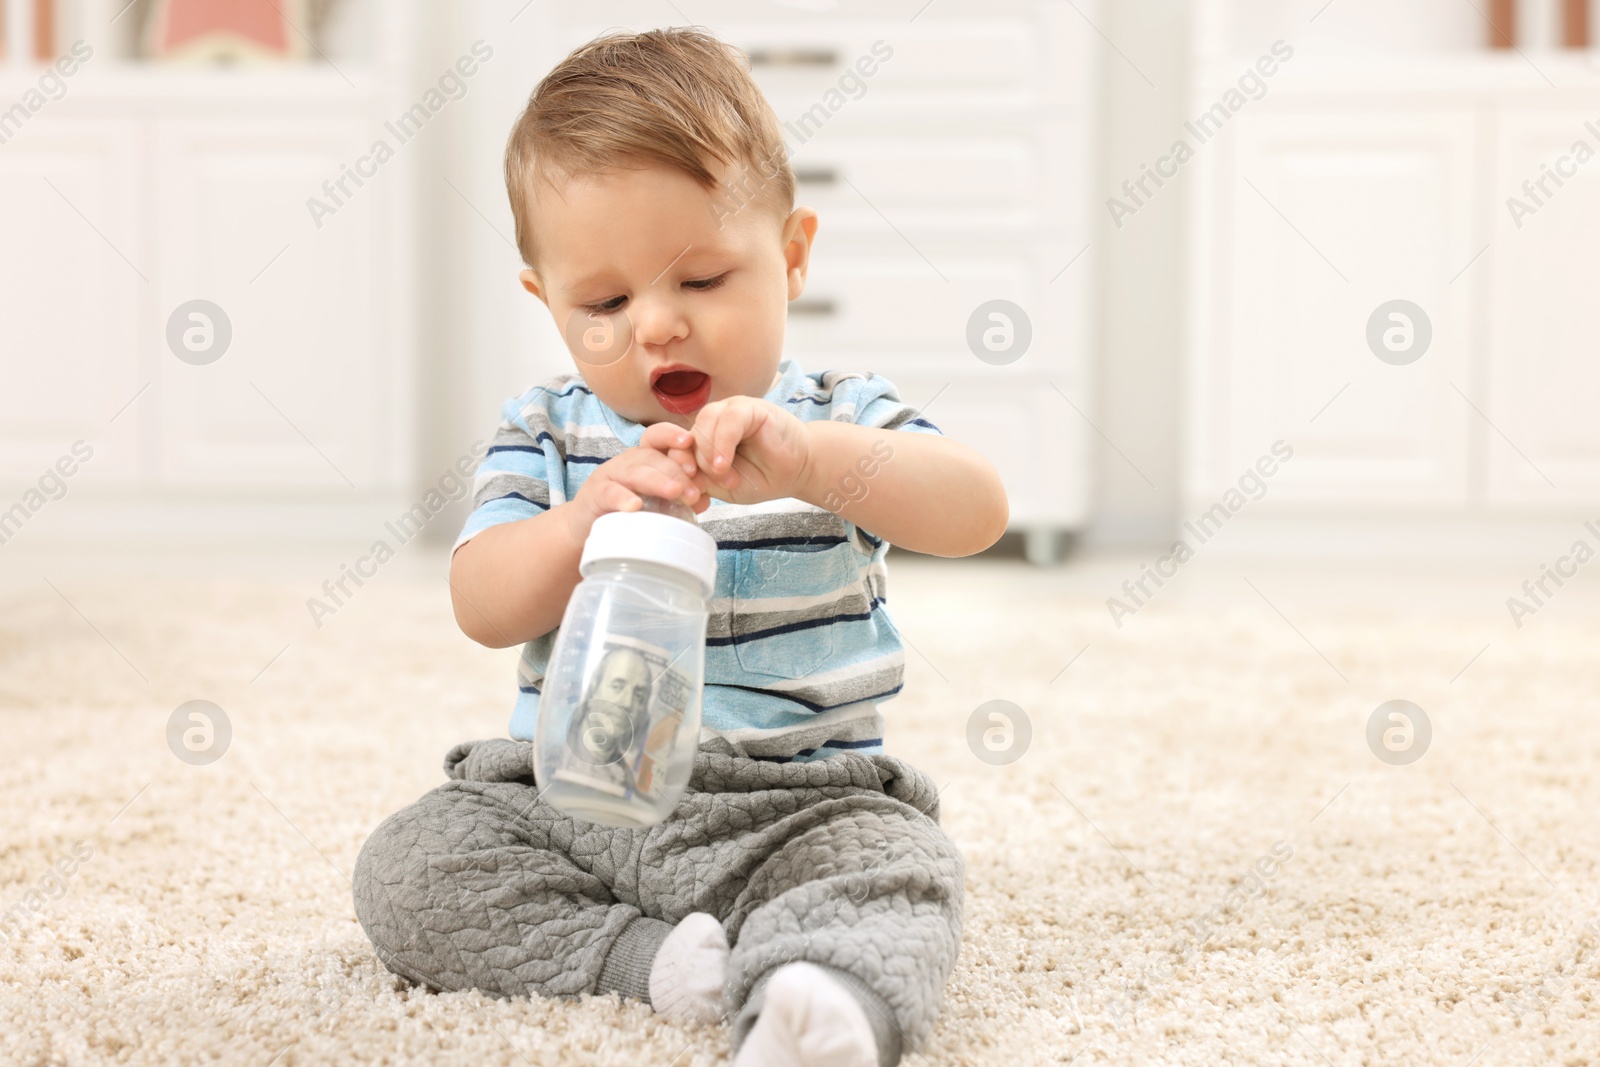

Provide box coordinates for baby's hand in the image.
[668,396,811,507]
[568,423,714,539]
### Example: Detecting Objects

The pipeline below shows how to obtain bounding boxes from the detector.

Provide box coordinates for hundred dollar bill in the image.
[552,632,693,803]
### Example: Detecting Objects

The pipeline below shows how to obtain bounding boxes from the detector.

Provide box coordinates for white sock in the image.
[733,962,879,1067]
[648,912,730,1024]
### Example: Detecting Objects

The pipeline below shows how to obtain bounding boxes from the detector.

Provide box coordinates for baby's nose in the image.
[628,294,689,349]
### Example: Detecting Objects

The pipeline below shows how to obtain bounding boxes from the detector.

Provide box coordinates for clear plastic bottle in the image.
[534,496,717,828]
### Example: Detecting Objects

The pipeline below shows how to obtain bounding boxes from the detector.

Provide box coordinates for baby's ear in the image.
[519,268,549,305]
[782,207,819,300]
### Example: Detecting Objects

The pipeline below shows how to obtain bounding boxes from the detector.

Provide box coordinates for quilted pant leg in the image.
[692,761,965,1065]
[352,777,668,1002]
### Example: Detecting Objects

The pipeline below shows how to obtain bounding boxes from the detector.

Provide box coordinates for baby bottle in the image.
[534,495,717,828]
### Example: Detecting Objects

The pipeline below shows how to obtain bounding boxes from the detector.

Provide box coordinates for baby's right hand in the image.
[566,423,713,539]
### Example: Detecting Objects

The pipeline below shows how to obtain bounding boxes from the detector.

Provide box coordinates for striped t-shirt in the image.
[453,357,944,763]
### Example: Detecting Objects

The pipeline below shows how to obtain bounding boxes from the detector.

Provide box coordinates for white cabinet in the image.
[154,116,390,488]
[1187,59,1600,519]
[1194,109,1477,505]
[0,118,143,484]
[1486,106,1600,507]
[0,20,418,523]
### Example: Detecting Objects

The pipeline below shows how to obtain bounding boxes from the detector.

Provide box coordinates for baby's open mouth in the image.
[651,369,712,414]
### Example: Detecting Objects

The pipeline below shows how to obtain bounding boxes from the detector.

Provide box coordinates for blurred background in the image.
[7,5,1600,1063]
[3,0,1597,565]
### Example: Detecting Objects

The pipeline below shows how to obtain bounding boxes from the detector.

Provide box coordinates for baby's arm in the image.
[450,423,709,648]
[449,507,587,649]
[797,420,1008,557]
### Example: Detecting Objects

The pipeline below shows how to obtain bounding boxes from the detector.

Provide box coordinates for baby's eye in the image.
[579,274,726,314]
[684,273,729,293]
[581,295,627,316]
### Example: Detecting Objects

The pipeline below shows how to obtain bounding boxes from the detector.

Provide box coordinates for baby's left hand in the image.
[666,396,811,506]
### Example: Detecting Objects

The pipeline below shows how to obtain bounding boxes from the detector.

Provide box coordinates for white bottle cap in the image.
[579,510,718,598]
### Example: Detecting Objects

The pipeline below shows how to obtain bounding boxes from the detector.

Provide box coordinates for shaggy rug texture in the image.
[2,549,1597,1066]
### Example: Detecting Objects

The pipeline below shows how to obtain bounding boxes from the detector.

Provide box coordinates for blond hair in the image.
[504,27,795,268]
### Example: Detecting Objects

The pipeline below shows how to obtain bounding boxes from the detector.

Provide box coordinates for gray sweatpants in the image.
[351,738,965,1065]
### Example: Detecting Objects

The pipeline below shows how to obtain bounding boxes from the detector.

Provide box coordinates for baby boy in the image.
[353,27,1007,1067]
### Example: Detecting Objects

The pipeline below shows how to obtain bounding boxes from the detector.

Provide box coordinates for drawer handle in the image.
[794,166,839,186]
[789,298,837,317]
[747,47,838,68]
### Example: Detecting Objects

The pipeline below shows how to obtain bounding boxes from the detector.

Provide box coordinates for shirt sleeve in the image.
[823,372,944,556]
[453,388,563,553]
[832,371,945,436]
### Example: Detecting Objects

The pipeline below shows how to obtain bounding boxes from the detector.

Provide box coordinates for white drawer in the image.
[555,17,1043,100]
[786,245,1045,364]
[740,19,1037,95]
[774,121,1089,234]
[779,133,1035,220]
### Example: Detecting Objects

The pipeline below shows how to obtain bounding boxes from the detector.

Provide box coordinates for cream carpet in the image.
[2,547,1597,1066]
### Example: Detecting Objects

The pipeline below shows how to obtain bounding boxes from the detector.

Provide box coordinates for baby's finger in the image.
[712,406,751,483]
[639,422,694,455]
[618,450,701,504]
[694,410,738,486]
[687,412,718,480]
[630,446,696,481]
[597,480,643,515]
[666,445,699,477]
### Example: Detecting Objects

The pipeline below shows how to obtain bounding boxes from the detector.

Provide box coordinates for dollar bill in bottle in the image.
[552,632,692,803]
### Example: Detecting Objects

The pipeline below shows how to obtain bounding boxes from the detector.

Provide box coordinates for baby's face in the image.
[518,159,819,430]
